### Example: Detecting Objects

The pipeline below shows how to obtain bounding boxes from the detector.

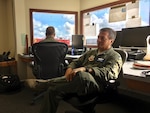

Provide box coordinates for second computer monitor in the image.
[72,35,84,49]
[121,26,150,47]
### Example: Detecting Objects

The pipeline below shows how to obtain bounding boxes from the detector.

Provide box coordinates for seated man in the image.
[38,27,123,113]
[32,26,58,77]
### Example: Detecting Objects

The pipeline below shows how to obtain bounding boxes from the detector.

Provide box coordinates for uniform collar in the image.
[46,36,55,39]
[97,47,113,56]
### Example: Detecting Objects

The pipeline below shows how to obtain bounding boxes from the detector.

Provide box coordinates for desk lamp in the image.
[143,35,150,60]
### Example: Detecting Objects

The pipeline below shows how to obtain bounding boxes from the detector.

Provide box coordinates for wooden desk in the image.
[19,54,81,63]
[0,60,17,74]
[123,61,150,94]
[18,54,33,63]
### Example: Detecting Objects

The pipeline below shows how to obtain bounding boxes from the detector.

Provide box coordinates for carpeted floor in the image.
[0,86,41,113]
[0,84,150,113]
[95,96,150,113]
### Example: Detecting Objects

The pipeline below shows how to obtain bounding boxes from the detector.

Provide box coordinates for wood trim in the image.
[29,9,78,45]
[0,60,17,67]
[126,78,150,94]
[0,60,17,74]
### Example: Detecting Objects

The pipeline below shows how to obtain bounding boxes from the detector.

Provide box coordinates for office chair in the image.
[64,49,128,113]
[31,42,68,104]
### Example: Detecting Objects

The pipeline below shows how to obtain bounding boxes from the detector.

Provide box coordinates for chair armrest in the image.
[105,79,120,90]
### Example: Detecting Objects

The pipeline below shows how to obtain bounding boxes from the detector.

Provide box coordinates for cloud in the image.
[63,22,74,35]
[53,22,74,39]
[33,19,48,38]
[63,14,75,22]
[90,13,126,31]
[33,17,75,39]
[33,18,64,39]
[141,20,149,26]
[91,14,103,24]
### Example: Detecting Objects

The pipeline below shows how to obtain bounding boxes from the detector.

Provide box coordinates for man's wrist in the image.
[85,67,89,72]
[85,67,94,74]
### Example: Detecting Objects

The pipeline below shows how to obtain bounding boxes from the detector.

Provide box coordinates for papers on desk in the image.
[66,54,82,59]
[21,54,34,58]
[133,61,150,70]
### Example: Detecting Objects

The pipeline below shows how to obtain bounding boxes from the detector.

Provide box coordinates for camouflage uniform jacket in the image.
[68,47,123,81]
[40,36,57,43]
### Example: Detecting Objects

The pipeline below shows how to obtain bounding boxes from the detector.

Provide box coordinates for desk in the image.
[19,54,81,63]
[65,54,81,59]
[18,54,35,79]
[18,54,33,63]
[65,54,82,64]
[123,61,150,94]
[18,54,81,79]
[0,60,17,74]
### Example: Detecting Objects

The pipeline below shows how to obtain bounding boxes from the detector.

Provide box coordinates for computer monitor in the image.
[112,31,122,48]
[121,26,150,47]
[72,35,84,49]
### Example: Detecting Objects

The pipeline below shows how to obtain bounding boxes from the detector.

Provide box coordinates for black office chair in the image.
[31,42,68,104]
[64,49,128,113]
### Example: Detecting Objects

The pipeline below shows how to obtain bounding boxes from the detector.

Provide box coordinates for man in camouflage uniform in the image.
[39,27,122,113]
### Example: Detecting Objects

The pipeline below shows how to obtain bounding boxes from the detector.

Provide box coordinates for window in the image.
[81,0,150,45]
[30,9,78,45]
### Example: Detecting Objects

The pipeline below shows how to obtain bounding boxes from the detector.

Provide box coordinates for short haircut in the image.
[100,28,116,40]
[46,26,55,36]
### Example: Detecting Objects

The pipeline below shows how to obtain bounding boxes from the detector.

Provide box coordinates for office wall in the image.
[0,0,7,53]
[6,0,16,57]
[0,0,16,57]
[80,0,118,10]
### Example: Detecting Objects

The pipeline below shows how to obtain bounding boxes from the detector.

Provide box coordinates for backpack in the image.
[0,74,21,93]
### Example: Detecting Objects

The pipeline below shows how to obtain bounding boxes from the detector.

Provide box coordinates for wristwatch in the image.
[85,67,89,72]
[86,67,93,72]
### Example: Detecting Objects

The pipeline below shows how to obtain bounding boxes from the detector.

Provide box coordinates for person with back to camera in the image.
[37,27,123,113]
[40,26,57,43]
[32,26,57,77]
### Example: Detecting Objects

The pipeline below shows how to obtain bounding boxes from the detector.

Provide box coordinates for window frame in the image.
[29,9,78,45]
